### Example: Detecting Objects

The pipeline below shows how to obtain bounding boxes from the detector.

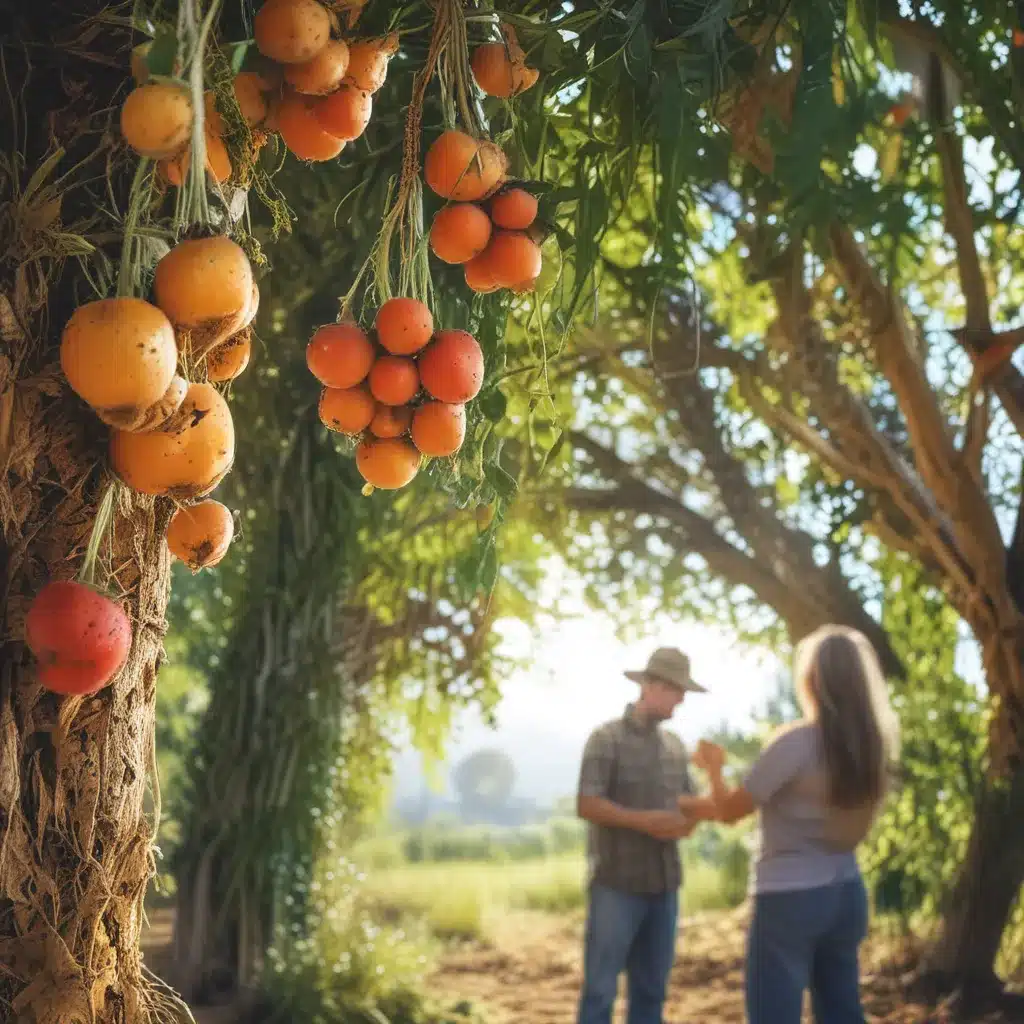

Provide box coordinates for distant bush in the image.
[399,818,586,864]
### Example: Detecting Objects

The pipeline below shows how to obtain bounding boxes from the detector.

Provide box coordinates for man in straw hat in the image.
[575,647,707,1024]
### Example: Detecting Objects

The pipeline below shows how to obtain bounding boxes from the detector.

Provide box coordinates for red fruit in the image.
[374,297,434,355]
[307,322,375,388]
[418,330,485,403]
[368,355,420,405]
[25,580,132,695]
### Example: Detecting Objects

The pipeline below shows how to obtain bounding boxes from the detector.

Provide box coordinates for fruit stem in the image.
[182,0,223,230]
[77,483,119,590]
[117,158,153,298]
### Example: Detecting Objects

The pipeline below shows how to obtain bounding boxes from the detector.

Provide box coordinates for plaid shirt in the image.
[577,705,695,894]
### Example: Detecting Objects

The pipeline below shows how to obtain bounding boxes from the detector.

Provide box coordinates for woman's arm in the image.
[677,742,756,824]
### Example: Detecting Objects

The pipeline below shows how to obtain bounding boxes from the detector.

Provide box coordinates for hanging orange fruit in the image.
[424,130,507,202]
[167,500,235,572]
[411,401,467,457]
[277,92,347,161]
[369,403,412,438]
[418,330,484,404]
[307,322,375,388]
[314,84,373,141]
[356,437,420,489]
[429,203,493,264]
[368,355,420,406]
[485,230,543,290]
[60,297,179,431]
[110,382,235,498]
[206,328,252,382]
[471,41,539,98]
[254,0,331,64]
[234,71,272,126]
[345,33,400,93]
[319,385,376,434]
[374,297,433,355]
[121,82,193,159]
[464,253,500,294]
[285,39,351,95]
[490,188,538,230]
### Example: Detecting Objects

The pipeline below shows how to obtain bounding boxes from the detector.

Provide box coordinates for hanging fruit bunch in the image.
[251,0,399,162]
[425,21,545,295]
[306,297,485,491]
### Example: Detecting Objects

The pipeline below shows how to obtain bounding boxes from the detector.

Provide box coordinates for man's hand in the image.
[693,739,726,775]
[639,810,695,842]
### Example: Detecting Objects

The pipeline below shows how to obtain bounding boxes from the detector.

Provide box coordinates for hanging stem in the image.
[116,158,153,298]
[181,0,223,230]
[76,483,119,590]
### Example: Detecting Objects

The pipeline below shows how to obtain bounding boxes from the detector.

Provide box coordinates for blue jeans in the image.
[577,883,679,1024]
[747,876,869,1024]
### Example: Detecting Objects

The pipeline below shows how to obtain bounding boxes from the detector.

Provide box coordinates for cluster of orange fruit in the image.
[422,131,545,294]
[120,0,398,177]
[60,234,255,572]
[306,297,485,491]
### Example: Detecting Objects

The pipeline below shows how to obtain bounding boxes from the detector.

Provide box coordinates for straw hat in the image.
[625,647,707,693]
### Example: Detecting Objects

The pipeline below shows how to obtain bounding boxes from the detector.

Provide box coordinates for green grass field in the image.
[361,851,740,940]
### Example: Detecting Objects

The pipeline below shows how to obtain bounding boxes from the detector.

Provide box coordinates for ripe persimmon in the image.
[374,297,433,355]
[369,355,420,406]
[314,85,372,140]
[26,581,132,695]
[369,403,412,438]
[285,39,351,95]
[121,82,192,159]
[110,382,235,498]
[61,297,178,431]
[234,71,271,126]
[485,230,543,290]
[490,188,538,230]
[411,401,467,457]
[418,330,484,403]
[464,253,499,294]
[345,33,399,93]
[167,499,235,572]
[429,203,492,265]
[206,328,252,382]
[154,235,253,338]
[424,131,507,202]
[356,437,420,490]
[277,92,347,161]
[307,322,374,388]
[471,42,539,98]
[319,385,376,434]
[254,0,331,64]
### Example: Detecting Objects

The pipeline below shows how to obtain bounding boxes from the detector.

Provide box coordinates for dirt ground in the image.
[430,908,981,1024]
[143,906,1003,1023]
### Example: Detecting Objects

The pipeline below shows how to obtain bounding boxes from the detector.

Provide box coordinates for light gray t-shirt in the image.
[744,721,877,894]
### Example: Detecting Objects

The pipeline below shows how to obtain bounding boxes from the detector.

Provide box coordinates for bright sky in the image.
[391,601,783,806]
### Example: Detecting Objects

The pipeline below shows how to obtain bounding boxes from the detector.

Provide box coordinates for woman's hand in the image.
[677,794,718,822]
[693,739,726,775]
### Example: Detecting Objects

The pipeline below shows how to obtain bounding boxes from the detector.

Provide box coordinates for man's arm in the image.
[577,728,693,841]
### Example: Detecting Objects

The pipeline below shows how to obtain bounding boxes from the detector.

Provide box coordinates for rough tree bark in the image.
[0,4,173,1022]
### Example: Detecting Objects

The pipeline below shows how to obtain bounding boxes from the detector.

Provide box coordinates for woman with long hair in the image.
[679,625,899,1023]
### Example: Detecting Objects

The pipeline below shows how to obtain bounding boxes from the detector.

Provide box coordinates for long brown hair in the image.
[795,625,899,809]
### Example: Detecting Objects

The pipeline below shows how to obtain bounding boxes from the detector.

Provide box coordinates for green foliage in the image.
[262,857,482,1024]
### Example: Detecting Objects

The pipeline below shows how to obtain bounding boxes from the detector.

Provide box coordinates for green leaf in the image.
[478,388,508,423]
[145,27,179,78]
[228,41,251,75]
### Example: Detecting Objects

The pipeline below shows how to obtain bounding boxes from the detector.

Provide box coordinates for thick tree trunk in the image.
[919,763,1024,1011]
[0,3,173,1022]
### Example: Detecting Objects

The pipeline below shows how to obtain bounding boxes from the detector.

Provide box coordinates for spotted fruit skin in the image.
[25,581,133,695]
